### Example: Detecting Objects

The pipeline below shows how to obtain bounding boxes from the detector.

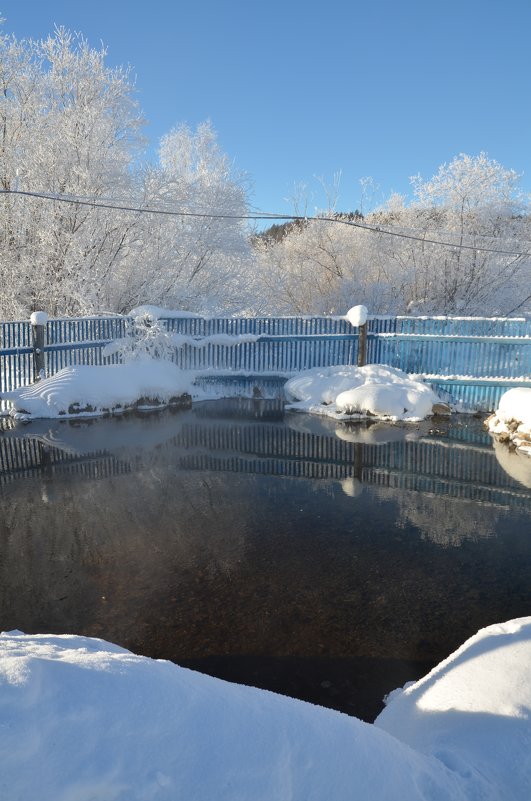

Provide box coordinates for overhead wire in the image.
[1,187,531,259]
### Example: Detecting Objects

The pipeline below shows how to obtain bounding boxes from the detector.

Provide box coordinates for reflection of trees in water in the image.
[391,489,499,546]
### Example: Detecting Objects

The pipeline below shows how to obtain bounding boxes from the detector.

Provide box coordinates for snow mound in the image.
[285,365,440,422]
[2,363,194,419]
[376,617,531,801]
[29,311,49,326]
[486,387,531,456]
[0,629,507,801]
[346,304,368,327]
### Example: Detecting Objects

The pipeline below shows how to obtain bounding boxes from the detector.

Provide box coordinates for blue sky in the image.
[2,0,530,216]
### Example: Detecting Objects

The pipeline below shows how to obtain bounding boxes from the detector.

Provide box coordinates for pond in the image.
[1,400,530,722]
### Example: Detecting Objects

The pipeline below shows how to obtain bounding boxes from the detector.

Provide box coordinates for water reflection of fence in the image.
[1,314,530,410]
[172,423,531,509]
[2,418,529,510]
[0,434,130,487]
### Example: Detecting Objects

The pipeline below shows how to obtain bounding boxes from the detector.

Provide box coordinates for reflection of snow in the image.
[334,422,421,446]
[340,477,363,497]
[492,440,531,489]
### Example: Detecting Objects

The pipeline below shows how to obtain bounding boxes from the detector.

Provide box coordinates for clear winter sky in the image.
[2,0,531,218]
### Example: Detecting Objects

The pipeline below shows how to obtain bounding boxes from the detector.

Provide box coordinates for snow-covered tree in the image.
[113,122,252,316]
[402,153,528,314]
[0,27,147,317]
[0,27,252,320]
[253,154,531,317]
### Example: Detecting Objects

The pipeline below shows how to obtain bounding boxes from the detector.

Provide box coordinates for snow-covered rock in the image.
[486,387,531,456]
[285,365,441,422]
[2,621,531,800]
[1,363,194,419]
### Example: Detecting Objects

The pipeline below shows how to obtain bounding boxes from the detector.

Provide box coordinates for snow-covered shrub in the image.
[103,313,176,363]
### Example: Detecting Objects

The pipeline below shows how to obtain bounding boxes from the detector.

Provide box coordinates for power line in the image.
[1,187,531,258]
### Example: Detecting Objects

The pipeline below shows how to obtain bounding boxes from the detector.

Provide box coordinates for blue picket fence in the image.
[1,313,530,411]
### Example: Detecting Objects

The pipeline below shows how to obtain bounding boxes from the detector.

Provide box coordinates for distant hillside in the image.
[254,211,363,245]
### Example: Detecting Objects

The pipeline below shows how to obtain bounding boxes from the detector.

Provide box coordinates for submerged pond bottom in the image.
[1,400,530,721]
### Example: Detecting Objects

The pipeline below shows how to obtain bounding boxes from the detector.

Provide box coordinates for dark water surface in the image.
[1,400,531,721]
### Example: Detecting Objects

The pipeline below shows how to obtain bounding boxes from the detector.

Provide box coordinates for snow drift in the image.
[1,619,531,800]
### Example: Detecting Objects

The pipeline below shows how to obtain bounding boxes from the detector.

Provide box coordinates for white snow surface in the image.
[345,304,368,327]
[285,364,440,421]
[128,304,202,320]
[29,310,49,326]
[497,387,531,424]
[487,387,531,455]
[170,332,260,348]
[376,617,531,801]
[1,620,531,800]
[2,363,195,419]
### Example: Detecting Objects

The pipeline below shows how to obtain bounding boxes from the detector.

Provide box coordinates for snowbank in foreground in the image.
[486,387,531,456]
[2,621,531,800]
[376,617,531,801]
[285,365,442,421]
[1,363,195,419]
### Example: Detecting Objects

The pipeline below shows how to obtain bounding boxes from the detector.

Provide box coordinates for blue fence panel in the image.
[1,313,530,411]
[44,316,128,375]
[367,316,531,383]
[0,321,33,393]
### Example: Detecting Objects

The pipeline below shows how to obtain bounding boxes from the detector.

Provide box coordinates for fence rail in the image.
[1,313,530,410]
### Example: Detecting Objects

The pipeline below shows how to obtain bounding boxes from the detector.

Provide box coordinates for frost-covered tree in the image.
[253,214,387,315]
[402,153,528,314]
[253,154,531,317]
[0,27,146,317]
[113,122,252,315]
[0,27,251,320]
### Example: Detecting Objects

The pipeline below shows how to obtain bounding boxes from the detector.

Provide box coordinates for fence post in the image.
[30,311,48,381]
[357,322,368,367]
[346,305,369,367]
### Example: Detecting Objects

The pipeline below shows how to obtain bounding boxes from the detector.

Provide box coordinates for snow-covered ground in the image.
[285,364,443,422]
[1,619,530,800]
[486,387,531,456]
